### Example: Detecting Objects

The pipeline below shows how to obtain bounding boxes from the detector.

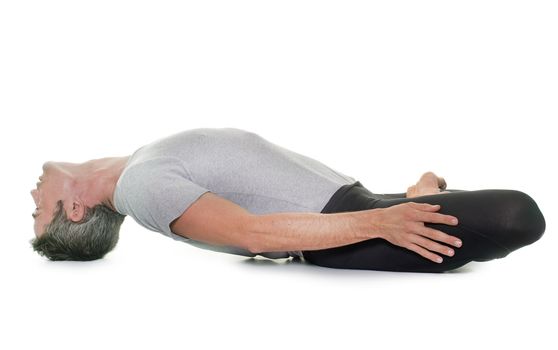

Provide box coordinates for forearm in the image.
[246,210,382,254]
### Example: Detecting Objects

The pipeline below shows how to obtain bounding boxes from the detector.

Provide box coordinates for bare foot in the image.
[418,171,447,190]
[406,172,450,198]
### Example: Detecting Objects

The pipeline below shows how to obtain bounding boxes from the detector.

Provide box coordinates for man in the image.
[30,127,545,272]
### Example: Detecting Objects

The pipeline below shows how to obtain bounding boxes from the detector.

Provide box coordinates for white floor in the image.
[3,217,556,349]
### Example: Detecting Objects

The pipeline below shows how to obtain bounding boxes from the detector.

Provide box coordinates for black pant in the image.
[301,181,547,273]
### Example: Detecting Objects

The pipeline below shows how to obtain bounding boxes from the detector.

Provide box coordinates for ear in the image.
[67,200,87,223]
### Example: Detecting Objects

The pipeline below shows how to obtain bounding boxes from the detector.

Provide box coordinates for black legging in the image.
[301,181,547,273]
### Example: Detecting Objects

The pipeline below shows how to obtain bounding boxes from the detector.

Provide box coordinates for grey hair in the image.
[29,200,126,261]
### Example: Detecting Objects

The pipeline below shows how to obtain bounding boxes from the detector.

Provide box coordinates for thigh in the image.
[372,188,545,255]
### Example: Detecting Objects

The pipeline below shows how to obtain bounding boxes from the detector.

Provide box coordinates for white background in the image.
[1,1,556,349]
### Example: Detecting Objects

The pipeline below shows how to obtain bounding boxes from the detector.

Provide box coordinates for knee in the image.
[502,190,546,250]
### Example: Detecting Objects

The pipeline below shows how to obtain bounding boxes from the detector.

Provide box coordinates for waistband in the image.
[321,181,372,213]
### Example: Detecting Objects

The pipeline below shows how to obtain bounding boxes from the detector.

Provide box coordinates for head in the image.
[30,161,126,261]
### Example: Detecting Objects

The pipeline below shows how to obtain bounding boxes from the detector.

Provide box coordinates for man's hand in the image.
[407,171,450,198]
[374,202,462,263]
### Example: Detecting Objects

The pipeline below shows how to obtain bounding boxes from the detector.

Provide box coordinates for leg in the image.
[302,182,546,273]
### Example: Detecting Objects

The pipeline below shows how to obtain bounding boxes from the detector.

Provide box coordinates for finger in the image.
[418,226,463,248]
[409,202,440,211]
[407,242,444,263]
[418,211,459,226]
[412,233,456,257]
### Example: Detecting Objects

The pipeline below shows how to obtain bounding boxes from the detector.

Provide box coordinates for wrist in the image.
[352,208,384,240]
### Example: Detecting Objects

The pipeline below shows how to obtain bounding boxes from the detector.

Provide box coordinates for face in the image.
[30,161,75,238]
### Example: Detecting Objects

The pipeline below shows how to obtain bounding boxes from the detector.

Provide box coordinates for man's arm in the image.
[169,191,381,254]
[246,210,382,254]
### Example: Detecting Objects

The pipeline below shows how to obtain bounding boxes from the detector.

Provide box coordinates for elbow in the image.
[243,214,263,254]
[247,245,261,255]
[246,242,262,255]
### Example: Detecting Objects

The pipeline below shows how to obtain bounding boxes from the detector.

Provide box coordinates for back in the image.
[114,127,357,259]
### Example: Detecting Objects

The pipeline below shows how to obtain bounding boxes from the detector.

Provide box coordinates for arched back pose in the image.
[29,128,546,273]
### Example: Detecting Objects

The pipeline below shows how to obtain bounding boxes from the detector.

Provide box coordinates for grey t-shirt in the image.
[114,127,357,259]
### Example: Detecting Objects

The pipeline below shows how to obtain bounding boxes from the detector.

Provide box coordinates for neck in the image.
[78,156,131,211]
